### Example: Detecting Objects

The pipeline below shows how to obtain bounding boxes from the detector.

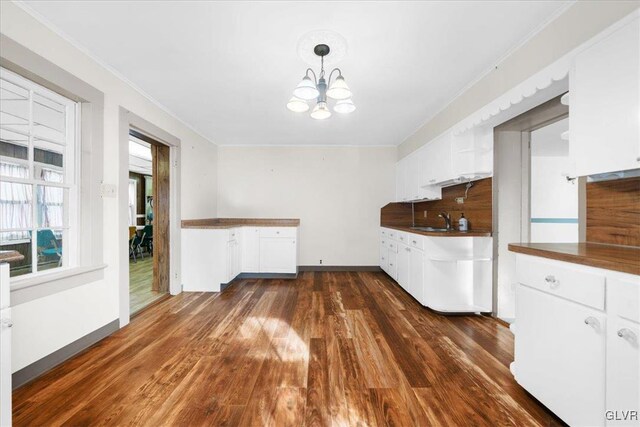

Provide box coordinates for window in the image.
[0,67,79,278]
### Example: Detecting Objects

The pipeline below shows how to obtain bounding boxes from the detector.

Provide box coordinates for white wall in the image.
[530,118,579,243]
[399,1,639,158]
[217,146,396,266]
[1,2,218,372]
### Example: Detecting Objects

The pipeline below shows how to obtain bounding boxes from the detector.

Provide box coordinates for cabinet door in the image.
[259,238,297,273]
[571,17,640,176]
[0,307,11,427]
[387,251,398,281]
[242,227,260,273]
[606,317,639,426]
[396,158,409,202]
[428,133,453,184]
[380,243,389,272]
[397,243,410,290]
[515,285,605,426]
[409,248,424,303]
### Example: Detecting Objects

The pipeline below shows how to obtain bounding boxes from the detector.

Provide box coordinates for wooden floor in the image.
[129,255,165,315]
[13,271,564,426]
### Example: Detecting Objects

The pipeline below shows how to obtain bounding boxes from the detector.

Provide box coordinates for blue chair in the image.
[140,225,153,255]
[37,229,62,267]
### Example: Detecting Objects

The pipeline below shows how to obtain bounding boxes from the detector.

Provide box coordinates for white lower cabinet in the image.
[515,284,605,426]
[259,236,297,273]
[379,227,493,312]
[242,227,260,272]
[397,242,410,291]
[513,254,640,426]
[182,226,298,291]
[408,246,424,303]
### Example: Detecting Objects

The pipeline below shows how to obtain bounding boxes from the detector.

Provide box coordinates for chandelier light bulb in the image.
[310,101,331,120]
[334,98,356,114]
[286,96,309,113]
[326,75,352,100]
[293,76,320,100]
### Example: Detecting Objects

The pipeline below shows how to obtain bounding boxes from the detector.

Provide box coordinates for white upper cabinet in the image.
[570,16,640,177]
[395,157,409,202]
[424,133,453,186]
[451,126,493,180]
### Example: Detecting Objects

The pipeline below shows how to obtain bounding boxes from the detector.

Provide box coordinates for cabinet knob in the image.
[405,247,411,252]
[389,263,393,266]
[545,275,559,289]
[1,318,12,328]
[412,240,417,244]
[584,316,600,330]
[617,328,637,343]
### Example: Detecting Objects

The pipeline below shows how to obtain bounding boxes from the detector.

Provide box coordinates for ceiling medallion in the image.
[287,43,355,120]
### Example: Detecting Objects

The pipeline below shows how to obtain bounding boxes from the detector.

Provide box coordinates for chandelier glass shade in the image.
[287,44,355,120]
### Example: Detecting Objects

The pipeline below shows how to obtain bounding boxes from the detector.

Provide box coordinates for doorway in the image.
[493,95,576,322]
[128,130,170,315]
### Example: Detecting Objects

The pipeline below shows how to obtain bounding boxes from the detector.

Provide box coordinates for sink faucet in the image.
[439,211,452,230]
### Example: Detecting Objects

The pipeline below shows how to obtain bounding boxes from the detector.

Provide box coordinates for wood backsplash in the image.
[380,178,493,231]
[413,178,493,231]
[586,176,640,247]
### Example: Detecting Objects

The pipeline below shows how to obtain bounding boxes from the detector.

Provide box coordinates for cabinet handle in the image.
[1,318,12,328]
[584,317,600,330]
[617,328,637,343]
[545,275,559,289]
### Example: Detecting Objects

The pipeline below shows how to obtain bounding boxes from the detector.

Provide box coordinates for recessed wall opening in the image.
[493,94,574,322]
[128,129,170,315]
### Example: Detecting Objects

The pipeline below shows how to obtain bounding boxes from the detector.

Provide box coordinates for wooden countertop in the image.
[0,250,25,263]
[508,242,640,276]
[182,218,300,229]
[382,225,492,237]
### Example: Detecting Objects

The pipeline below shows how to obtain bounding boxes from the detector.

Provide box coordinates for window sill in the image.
[11,264,108,292]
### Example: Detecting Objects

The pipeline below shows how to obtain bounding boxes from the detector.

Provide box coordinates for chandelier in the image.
[287,44,355,120]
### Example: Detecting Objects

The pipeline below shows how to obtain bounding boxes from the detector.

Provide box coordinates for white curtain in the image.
[39,168,64,232]
[128,179,137,226]
[0,161,31,241]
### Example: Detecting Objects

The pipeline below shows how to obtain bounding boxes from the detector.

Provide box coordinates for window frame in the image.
[0,66,80,279]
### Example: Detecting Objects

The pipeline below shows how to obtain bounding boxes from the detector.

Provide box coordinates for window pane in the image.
[36,228,62,273]
[0,181,32,229]
[33,93,65,144]
[0,232,32,277]
[37,185,65,228]
[0,77,29,135]
[0,132,29,157]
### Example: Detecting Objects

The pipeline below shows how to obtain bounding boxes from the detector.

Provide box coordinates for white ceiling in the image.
[22,1,571,147]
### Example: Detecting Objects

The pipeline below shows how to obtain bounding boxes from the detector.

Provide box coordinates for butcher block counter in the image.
[181,218,300,229]
[508,242,640,276]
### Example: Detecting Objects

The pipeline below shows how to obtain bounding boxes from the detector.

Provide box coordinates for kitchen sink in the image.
[410,226,451,232]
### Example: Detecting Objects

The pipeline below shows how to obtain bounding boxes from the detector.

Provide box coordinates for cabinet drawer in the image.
[516,255,605,310]
[387,251,397,280]
[408,233,423,250]
[387,240,399,253]
[380,228,388,238]
[387,229,397,241]
[396,231,409,245]
[259,227,297,238]
[228,228,240,241]
[608,276,640,324]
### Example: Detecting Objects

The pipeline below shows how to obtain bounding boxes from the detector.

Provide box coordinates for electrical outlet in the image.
[423,210,427,218]
[455,197,464,204]
[319,259,323,265]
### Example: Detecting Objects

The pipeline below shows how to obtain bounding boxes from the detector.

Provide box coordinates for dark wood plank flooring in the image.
[13,271,563,426]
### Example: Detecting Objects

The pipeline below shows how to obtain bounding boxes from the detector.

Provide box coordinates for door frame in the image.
[118,108,181,327]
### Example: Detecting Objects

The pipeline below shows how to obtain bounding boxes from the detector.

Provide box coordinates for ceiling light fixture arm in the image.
[327,68,343,87]
[305,68,318,85]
